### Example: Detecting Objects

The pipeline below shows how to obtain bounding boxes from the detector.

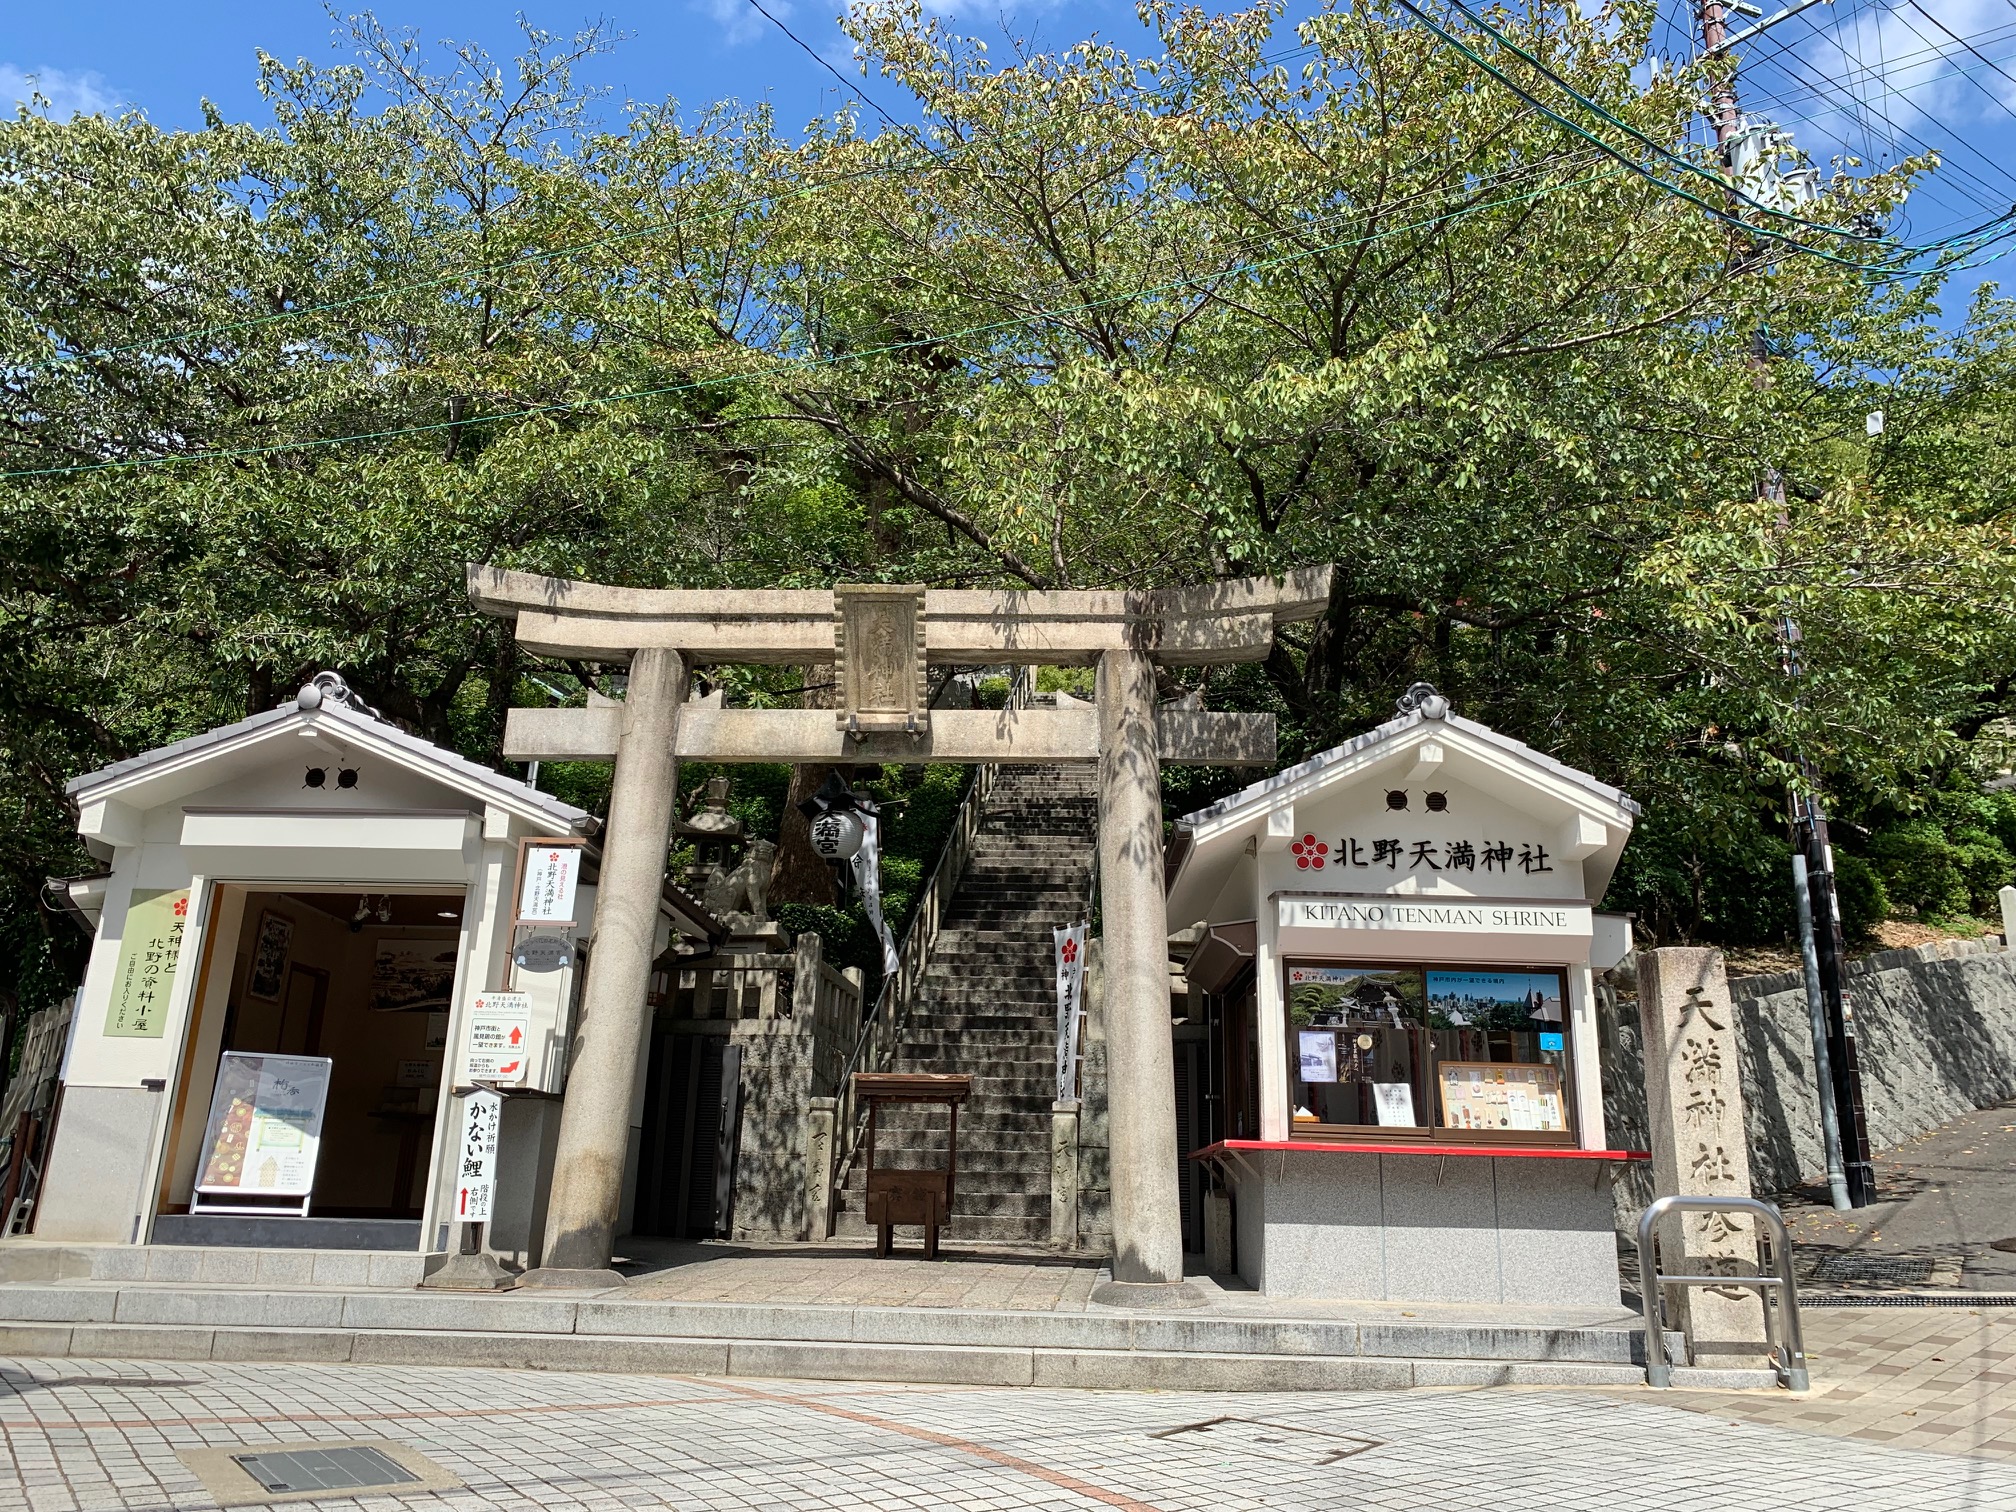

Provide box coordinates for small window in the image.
[1285,961,1573,1143]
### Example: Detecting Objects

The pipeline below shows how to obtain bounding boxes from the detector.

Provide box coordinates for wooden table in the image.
[852,1072,972,1259]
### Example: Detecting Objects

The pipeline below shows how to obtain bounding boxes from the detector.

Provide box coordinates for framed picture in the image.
[245,910,295,1002]
[369,937,460,1013]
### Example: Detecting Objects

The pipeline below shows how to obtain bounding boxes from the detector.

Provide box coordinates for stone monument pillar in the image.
[1093,646,1195,1304]
[522,648,688,1286]
[1639,946,1769,1366]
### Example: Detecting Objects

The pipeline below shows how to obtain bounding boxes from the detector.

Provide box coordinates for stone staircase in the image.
[836,762,1098,1246]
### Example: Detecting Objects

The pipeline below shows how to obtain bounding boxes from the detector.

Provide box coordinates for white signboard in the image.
[455,1088,503,1223]
[466,990,532,1084]
[1054,923,1087,1103]
[1373,1082,1417,1127]
[1278,897,1593,937]
[517,843,583,925]
[195,1052,332,1198]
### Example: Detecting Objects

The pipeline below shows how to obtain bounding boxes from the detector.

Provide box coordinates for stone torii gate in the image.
[470,564,1332,1300]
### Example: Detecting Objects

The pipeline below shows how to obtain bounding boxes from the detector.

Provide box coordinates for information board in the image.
[1437,1060,1565,1134]
[466,990,532,1084]
[194,1052,332,1199]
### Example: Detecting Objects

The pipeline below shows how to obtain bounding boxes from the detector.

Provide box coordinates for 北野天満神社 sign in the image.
[1277,896,1592,936]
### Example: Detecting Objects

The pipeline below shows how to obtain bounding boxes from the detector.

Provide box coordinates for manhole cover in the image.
[232,1446,420,1494]
[1151,1416,1382,1466]
[1810,1253,1938,1285]
[181,1439,459,1507]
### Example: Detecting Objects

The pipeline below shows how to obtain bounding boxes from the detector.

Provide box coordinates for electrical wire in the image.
[1395,0,2004,268]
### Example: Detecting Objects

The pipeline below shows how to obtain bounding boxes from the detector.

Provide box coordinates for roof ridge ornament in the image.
[294,671,383,721]
[1396,681,1450,720]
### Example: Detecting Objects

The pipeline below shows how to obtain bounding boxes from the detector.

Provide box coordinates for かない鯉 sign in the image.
[456,1088,502,1222]
[103,888,190,1038]
[466,991,532,1084]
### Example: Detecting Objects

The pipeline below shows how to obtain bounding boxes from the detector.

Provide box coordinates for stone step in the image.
[0,1280,1663,1389]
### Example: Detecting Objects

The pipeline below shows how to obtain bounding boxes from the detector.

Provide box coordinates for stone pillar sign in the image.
[1639,947,1769,1367]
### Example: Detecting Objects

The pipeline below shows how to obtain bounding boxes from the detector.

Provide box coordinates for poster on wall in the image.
[193,1052,332,1205]
[1297,1029,1339,1083]
[103,888,190,1039]
[1437,1060,1565,1134]
[517,842,583,925]
[1424,969,1564,1030]
[245,909,294,1001]
[369,938,460,1013]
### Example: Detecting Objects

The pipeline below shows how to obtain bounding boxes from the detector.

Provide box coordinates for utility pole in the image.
[1694,0,1875,1208]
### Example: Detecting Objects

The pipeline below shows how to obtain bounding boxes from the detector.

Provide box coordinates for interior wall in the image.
[165,887,460,1217]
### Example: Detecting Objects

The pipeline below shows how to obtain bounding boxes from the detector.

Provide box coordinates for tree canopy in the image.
[4,1,2015,1016]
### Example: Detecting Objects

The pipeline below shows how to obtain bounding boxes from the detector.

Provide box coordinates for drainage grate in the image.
[231,1446,420,1494]
[1807,1294,2016,1307]
[1151,1416,1382,1466]
[1809,1253,1941,1285]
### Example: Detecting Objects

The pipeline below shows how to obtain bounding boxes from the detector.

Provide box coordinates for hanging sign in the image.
[1054,923,1087,1103]
[466,990,532,1084]
[456,1088,503,1223]
[853,814,900,975]
[516,843,583,925]
[194,1052,332,1197]
[104,888,190,1038]
[512,934,572,974]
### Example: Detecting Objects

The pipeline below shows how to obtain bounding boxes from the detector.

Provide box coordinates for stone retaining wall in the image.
[1603,937,2016,1220]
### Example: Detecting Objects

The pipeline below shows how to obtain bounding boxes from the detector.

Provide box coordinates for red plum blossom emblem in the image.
[1291,834,1329,870]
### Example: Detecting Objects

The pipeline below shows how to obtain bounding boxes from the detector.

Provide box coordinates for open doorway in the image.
[156,886,467,1242]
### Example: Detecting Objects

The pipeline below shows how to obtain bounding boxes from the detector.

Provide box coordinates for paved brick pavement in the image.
[1623,1303,2016,1465]
[4,1355,2014,1512]
[617,1241,1103,1310]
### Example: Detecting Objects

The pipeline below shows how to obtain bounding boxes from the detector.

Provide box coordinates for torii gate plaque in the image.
[470,564,1332,1299]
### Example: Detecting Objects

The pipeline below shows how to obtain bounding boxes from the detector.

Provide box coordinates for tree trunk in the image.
[769,664,847,906]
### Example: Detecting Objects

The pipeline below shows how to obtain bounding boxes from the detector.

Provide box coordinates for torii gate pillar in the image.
[1097,647,1189,1299]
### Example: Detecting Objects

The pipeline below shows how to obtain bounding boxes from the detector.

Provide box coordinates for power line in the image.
[1397,0,2004,268]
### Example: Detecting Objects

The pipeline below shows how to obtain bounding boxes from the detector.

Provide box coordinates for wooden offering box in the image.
[852,1073,972,1259]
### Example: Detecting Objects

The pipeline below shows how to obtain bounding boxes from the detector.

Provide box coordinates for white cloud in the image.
[1,63,124,118]
[696,0,789,49]
[1785,0,2016,141]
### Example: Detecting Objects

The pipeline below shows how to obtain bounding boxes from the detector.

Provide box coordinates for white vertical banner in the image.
[852,813,901,975]
[456,1088,502,1224]
[1054,923,1087,1103]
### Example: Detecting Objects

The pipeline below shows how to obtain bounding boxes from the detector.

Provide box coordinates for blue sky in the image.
[6,0,2012,318]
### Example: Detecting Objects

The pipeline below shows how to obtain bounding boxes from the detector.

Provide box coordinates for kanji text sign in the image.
[457,1088,502,1222]
[466,991,532,1084]
[516,844,582,925]
[104,888,190,1038]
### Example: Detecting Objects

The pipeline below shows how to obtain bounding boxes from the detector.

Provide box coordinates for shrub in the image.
[1866,821,1968,917]
[1829,852,1888,940]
